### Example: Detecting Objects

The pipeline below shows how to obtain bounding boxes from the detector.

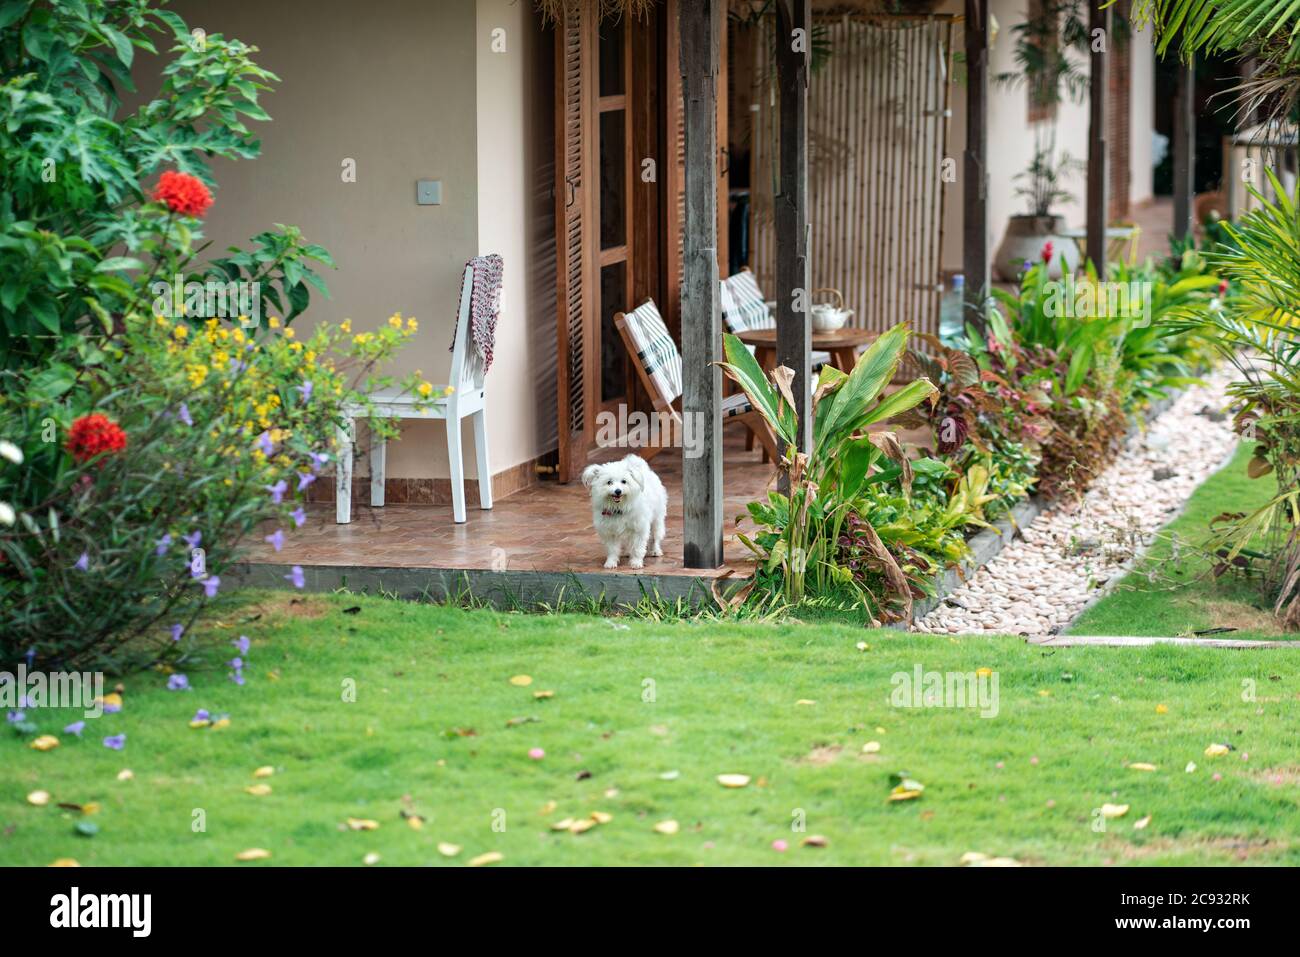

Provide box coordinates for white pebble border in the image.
[914,369,1238,636]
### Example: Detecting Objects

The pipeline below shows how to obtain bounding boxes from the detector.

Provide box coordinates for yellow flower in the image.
[173,324,189,339]
[443,386,456,396]
[268,316,280,329]
[388,315,403,329]
[283,327,295,339]
[406,318,418,331]
[340,319,352,334]
[417,382,433,397]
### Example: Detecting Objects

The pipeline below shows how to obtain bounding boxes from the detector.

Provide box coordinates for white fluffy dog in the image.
[581,455,667,569]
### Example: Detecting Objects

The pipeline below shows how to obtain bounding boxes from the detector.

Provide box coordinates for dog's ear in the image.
[623,456,646,490]
[581,464,602,488]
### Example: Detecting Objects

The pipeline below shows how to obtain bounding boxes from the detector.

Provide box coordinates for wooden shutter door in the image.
[555,4,598,483]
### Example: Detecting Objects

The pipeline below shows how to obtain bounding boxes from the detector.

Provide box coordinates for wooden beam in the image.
[1086,0,1109,278]
[1172,54,1195,241]
[774,0,811,454]
[962,0,989,326]
[679,0,724,569]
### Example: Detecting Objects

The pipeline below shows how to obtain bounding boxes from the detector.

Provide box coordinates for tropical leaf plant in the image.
[719,323,937,618]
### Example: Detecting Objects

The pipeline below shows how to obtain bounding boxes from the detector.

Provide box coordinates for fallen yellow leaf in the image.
[30,735,59,752]
[468,851,503,867]
[437,842,461,857]
[97,693,123,711]
[509,674,533,687]
[48,859,80,867]
[795,699,817,706]
[862,741,882,754]
[26,790,50,806]
[346,818,380,831]
[1128,763,1158,772]
[116,769,134,782]
[960,851,1022,867]
[1204,743,1230,757]
[406,815,424,831]
[235,848,272,861]
[589,811,613,824]
[1101,803,1129,819]
[533,690,554,699]
[252,766,275,778]
[1155,704,1168,714]
[716,773,751,788]
[975,668,993,678]
[568,818,597,834]
[802,835,828,848]
[210,717,231,731]
[888,787,923,802]
[363,852,381,866]
[549,818,574,831]
[244,784,273,797]
[653,820,679,835]
[1134,815,1152,830]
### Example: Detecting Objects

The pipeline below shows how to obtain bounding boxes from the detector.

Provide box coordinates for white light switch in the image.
[417,180,442,205]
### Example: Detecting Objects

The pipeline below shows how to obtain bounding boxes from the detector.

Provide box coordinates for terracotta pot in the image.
[994,214,1079,281]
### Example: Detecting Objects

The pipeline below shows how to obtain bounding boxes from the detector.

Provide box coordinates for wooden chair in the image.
[613,298,779,464]
[335,260,493,525]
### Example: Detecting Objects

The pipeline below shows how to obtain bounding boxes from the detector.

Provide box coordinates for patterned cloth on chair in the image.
[620,299,683,403]
[450,253,503,372]
[720,269,774,334]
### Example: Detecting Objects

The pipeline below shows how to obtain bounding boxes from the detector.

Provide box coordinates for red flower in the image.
[1041,241,1054,264]
[151,170,214,218]
[1218,279,1229,297]
[66,414,128,463]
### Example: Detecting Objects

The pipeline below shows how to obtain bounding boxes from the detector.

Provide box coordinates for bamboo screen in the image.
[747,15,955,337]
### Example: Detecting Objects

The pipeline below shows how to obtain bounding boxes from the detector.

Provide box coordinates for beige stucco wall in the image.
[941,1,1155,271]
[154,0,555,483]
[1129,18,1156,206]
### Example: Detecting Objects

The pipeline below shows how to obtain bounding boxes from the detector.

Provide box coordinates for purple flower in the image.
[178,403,193,427]
[63,721,85,737]
[18,695,31,709]
[255,431,275,456]
[308,451,330,472]
[155,534,172,556]
[233,635,251,656]
[182,530,202,550]
[73,552,89,571]
[192,708,210,723]
[229,669,246,687]
[102,700,121,714]
[201,575,221,598]
[296,471,316,492]
[170,623,184,642]
[102,733,126,751]
[296,380,314,402]
[266,479,288,504]
[167,674,190,691]
[286,565,305,589]
[290,507,307,528]
[6,710,25,724]
[265,528,285,552]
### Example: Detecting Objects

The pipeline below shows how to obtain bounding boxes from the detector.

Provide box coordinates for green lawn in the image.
[1071,442,1294,639]
[4,590,1298,866]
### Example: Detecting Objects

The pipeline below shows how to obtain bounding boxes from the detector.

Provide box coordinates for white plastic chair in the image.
[335,261,491,525]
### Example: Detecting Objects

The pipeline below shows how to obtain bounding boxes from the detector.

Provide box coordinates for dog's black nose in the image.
[612,489,622,498]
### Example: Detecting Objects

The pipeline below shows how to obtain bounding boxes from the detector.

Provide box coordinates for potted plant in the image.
[994,144,1083,280]
[993,0,1090,280]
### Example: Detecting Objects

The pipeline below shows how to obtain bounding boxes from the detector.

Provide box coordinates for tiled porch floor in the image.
[244,430,776,578]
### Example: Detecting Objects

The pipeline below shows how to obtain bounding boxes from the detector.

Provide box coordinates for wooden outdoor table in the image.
[736,326,877,373]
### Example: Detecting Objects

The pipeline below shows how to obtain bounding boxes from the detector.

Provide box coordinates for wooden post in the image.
[962,0,989,326]
[775,0,811,455]
[1086,0,1109,278]
[1172,55,1195,241]
[680,0,724,569]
